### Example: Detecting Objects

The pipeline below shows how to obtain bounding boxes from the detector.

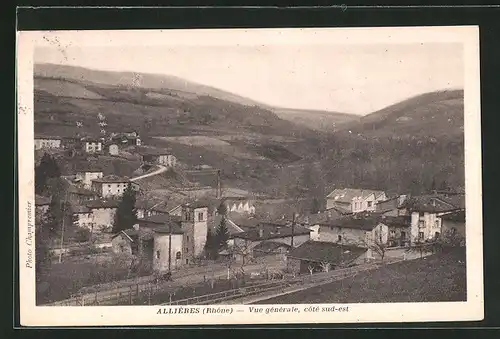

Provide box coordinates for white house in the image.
[326,188,387,213]
[76,169,104,190]
[108,144,119,156]
[223,198,256,215]
[34,135,62,150]
[82,138,103,153]
[91,175,134,198]
[85,199,120,232]
[141,150,177,167]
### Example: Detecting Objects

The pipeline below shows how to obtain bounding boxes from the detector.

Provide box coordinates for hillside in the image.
[33,64,466,199]
[272,108,359,132]
[35,63,266,107]
[338,90,464,138]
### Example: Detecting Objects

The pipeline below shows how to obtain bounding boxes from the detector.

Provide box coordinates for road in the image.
[130,165,167,182]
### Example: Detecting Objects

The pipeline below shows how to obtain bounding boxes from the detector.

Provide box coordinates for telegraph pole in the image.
[59,190,69,263]
[168,222,172,274]
[216,169,221,199]
[290,212,296,248]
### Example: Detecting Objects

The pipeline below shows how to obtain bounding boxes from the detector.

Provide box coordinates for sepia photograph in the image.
[17,26,483,326]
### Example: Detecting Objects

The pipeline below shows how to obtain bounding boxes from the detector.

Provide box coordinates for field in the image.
[255,248,466,304]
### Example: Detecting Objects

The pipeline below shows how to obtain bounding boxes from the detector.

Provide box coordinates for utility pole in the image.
[290,212,296,248]
[168,222,172,274]
[216,169,221,199]
[59,190,69,263]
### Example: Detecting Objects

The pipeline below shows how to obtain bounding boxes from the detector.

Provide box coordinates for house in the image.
[252,241,291,262]
[111,132,141,146]
[378,215,411,247]
[401,193,465,242]
[153,223,185,271]
[61,136,81,150]
[287,241,368,274]
[135,199,166,219]
[222,197,256,215]
[85,199,120,232]
[108,144,119,156]
[34,135,62,150]
[229,223,311,262]
[138,201,209,265]
[315,215,389,250]
[35,195,51,216]
[376,194,409,216]
[67,185,99,205]
[440,210,466,240]
[72,205,94,230]
[75,165,104,189]
[112,229,140,256]
[82,137,103,153]
[141,149,177,167]
[91,175,135,198]
[326,188,387,213]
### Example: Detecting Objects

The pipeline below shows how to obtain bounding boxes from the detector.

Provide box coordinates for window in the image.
[176,252,181,259]
[390,230,396,237]
[338,235,342,242]
[185,259,189,264]
[185,247,189,253]
[108,184,111,188]
[367,201,373,208]
[156,250,160,259]
[120,245,125,252]
[419,220,425,228]
[418,232,424,240]
[198,212,204,221]
[401,231,406,239]
[435,220,440,228]
[186,236,190,241]
[434,232,440,239]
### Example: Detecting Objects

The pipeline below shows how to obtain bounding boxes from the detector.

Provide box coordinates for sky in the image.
[35,42,463,115]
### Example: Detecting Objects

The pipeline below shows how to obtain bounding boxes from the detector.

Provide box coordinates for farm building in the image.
[34,135,62,150]
[287,241,368,274]
[91,175,136,198]
[326,188,387,213]
[141,149,177,167]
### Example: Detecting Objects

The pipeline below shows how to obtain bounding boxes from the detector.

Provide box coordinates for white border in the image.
[17,26,483,326]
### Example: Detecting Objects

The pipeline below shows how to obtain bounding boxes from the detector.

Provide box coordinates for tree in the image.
[75,227,91,243]
[319,262,331,273]
[307,264,315,276]
[35,153,61,195]
[204,228,218,260]
[367,237,389,263]
[35,222,53,280]
[215,217,230,251]
[311,198,321,214]
[112,183,137,233]
[215,203,230,251]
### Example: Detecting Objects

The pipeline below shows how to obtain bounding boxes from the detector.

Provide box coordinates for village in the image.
[33,127,467,306]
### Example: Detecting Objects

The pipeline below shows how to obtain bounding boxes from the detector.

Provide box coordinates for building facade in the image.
[326,188,386,213]
[77,170,104,190]
[91,175,132,198]
[153,230,184,272]
[83,139,103,153]
[108,144,119,156]
[34,136,62,150]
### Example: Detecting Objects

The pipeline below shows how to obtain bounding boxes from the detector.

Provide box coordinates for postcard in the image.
[17,26,483,326]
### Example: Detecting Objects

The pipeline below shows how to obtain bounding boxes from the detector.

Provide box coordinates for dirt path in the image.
[130,165,167,182]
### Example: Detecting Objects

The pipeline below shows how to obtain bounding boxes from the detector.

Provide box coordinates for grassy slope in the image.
[339,90,464,138]
[256,249,466,304]
[272,107,359,132]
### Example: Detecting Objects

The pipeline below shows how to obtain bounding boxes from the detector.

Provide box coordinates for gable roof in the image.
[208,214,245,235]
[326,188,386,203]
[318,215,380,231]
[232,224,311,241]
[253,241,291,253]
[92,175,131,184]
[85,199,120,209]
[35,195,51,206]
[73,205,91,214]
[400,194,464,213]
[441,210,466,222]
[288,241,367,265]
[138,213,182,225]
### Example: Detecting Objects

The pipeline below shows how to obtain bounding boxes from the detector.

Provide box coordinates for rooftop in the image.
[92,175,131,184]
[73,205,91,213]
[288,241,367,265]
[326,188,386,203]
[35,195,51,206]
[153,224,184,235]
[400,194,465,213]
[317,215,380,231]
[85,199,120,209]
[253,241,291,253]
[138,213,182,225]
[441,210,466,222]
[379,215,411,228]
[34,134,62,140]
[67,185,98,196]
[232,224,311,241]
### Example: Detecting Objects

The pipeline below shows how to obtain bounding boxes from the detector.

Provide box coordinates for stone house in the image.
[440,210,466,241]
[91,175,135,198]
[85,199,120,232]
[72,205,94,230]
[141,149,177,167]
[326,188,387,213]
[287,241,368,274]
